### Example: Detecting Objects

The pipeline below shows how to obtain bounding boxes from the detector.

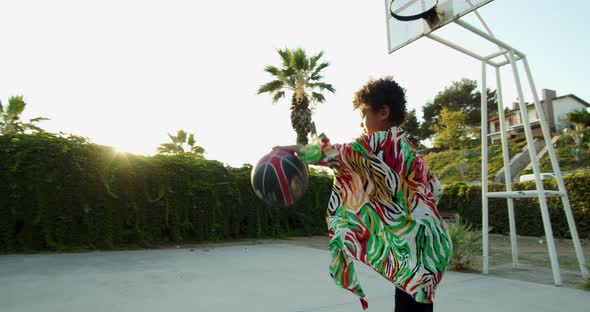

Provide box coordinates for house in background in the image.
[488,89,590,143]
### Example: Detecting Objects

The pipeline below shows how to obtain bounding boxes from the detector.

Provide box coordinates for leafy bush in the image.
[447,217,482,271]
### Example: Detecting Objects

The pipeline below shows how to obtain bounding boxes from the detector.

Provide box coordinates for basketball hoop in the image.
[389,0,439,22]
[385,0,495,53]
[383,0,590,286]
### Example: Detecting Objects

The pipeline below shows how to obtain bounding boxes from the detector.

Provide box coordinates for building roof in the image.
[555,94,590,107]
[488,94,589,122]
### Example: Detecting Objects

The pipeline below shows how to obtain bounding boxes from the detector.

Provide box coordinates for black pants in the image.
[394,288,433,312]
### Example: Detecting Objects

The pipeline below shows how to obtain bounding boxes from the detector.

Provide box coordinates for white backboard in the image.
[385,0,495,53]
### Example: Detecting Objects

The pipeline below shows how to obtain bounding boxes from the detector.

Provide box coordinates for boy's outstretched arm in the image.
[272,144,304,153]
[274,129,342,167]
[274,142,326,166]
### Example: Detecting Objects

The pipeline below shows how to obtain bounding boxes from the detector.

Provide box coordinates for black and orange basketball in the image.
[251,150,309,208]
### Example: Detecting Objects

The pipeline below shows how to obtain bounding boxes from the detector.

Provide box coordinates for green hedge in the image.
[4,133,586,253]
[439,173,590,239]
[0,134,332,252]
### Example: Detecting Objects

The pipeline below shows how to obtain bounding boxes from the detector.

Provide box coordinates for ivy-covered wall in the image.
[0,134,332,252]
[439,173,590,239]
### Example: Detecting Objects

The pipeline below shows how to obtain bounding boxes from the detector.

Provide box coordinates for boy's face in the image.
[359,104,390,135]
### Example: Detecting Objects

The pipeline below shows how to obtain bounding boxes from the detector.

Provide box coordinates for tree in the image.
[432,107,470,150]
[421,79,497,139]
[402,109,424,146]
[257,48,335,145]
[564,110,590,163]
[566,109,590,128]
[0,95,48,134]
[157,129,205,158]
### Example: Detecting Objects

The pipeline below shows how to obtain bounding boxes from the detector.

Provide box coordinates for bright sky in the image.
[1,0,589,167]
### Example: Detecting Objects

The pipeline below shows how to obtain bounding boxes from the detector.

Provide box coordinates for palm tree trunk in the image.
[290,95,312,145]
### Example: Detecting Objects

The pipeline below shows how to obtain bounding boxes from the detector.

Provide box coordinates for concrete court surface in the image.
[1,242,588,312]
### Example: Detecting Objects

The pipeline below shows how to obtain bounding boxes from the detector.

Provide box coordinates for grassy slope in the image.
[522,134,590,174]
[422,137,530,184]
[424,134,590,184]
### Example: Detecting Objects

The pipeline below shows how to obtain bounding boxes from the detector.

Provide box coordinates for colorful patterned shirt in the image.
[299,127,452,310]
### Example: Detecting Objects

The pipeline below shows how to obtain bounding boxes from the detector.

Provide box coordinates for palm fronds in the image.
[257,47,335,144]
[158,129,205,158]
[0,95,49,134]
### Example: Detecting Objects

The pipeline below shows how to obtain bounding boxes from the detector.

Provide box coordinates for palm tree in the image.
[157,129,205,158]
[0,96,48,134]
[565,110,590,163]
[257,48,335,145]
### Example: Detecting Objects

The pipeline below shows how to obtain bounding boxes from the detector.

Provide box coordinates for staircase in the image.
[493,138,545,183]
[521,135,561,172]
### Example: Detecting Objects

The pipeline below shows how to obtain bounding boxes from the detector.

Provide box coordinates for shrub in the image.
[447,217,482,271]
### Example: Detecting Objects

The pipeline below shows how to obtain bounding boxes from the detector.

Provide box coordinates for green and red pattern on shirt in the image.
[299,127,452,310]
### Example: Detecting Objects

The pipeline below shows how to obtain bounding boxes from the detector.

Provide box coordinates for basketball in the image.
[251,149,309,208]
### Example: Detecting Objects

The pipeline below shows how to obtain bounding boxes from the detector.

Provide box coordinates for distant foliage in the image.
[432,107,471,150]
[0,134,331,252]
[402,109,425,147]
[157,129,206,158]
[0,96,48,134]
[566,109,590,128]
[563,110,590,164]
[421,78,497,139]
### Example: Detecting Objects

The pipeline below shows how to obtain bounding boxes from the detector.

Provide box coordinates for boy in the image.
[275,77,451,311]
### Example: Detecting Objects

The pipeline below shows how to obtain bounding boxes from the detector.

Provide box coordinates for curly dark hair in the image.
[353,76,407,126]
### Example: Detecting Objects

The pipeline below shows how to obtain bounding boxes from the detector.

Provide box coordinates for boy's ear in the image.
[379,105,391,121]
